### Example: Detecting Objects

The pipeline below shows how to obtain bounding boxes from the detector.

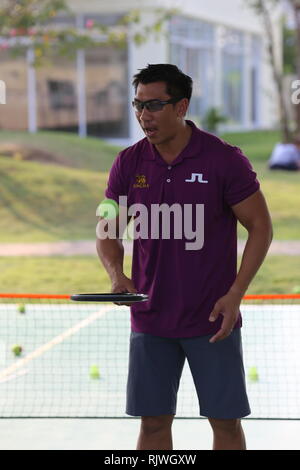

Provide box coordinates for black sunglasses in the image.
[132,97,183,113]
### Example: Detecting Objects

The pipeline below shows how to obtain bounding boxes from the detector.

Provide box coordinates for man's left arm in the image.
[209,189,273,343]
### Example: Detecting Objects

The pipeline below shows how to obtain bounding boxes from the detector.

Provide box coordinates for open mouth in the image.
[144,128,158,138]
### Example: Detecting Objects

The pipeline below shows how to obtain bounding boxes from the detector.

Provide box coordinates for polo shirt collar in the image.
[143,120,202,164]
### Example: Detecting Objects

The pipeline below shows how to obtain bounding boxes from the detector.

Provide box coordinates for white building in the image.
[0,0,283,144]
[71,0,284,144]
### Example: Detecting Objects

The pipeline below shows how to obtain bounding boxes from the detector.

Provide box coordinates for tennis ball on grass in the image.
[292,286,300,294]
[11,344,22,356]
[89,365,100,379]
[248,366,259,382]
[17,304,26,314]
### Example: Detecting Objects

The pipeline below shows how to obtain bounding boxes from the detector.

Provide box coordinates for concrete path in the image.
[0,240,300,256]
[0,418,299,450]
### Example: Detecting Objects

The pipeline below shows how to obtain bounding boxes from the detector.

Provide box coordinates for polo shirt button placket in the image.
[167,165,172,182]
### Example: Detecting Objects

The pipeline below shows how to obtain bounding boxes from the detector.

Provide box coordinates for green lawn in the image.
[0,129,121,172]
[221,129,281,162]
[254,163,300,240]
[0,255,132,295]
[0,255,299,295]
[222,130,300,239]
[0,156,108,242]
[236,160,300,239]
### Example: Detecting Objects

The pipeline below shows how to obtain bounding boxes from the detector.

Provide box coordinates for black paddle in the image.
[70,293,148,304]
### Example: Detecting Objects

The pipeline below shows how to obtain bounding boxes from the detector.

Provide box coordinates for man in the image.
[268,138,300,171]
[96,64,273,450]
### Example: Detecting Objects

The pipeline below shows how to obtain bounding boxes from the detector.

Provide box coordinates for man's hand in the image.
[111,273,137,306]
[208,291,243,343]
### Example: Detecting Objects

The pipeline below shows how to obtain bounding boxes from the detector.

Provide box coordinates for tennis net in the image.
[0,293,299,419]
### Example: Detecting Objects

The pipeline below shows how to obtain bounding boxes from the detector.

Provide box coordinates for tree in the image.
[201,107,228,134]
[290,0,300,133]
[247,0,292,141]
[247,0,300,139]
[0,0,176,135]
[0,0,175,65]
[283,21,296,74]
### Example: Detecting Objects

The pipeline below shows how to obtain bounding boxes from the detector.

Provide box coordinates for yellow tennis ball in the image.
[248,366,259,382]
[96,198,119,220]
[11,344,22,356]
[17,304,26,314]
[89,365,100,379]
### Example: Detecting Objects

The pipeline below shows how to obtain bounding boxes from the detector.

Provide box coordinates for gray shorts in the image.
[126,328,251,419]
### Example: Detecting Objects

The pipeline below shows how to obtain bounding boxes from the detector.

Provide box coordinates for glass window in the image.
[39,11,129,138]
[0,50,28,130]
[221,27,244,123]
[169,16,215,124]
[0,13,129,138]
[47,80,76,110]
[170,15,214,44]
[84,46,129,138]
[36,55,78,133]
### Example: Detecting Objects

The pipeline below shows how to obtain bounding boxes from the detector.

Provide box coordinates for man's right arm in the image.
[96,216,137,297]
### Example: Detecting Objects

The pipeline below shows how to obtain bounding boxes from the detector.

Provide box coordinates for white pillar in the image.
[214,26,222,110]
[26,48,37,133]
[242,33,251,129]
[76,49,87,138]
[254,38,262,129]
[127,36,136,145]
[76,14,87,138]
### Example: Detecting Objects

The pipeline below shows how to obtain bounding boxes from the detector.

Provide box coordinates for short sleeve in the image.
[105,153,127,204]
[224,147,260,207]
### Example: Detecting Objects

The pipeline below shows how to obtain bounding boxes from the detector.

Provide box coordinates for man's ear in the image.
[177,98,189,118]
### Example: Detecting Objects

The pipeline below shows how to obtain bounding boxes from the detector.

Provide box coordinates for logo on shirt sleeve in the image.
[133,174,150,188]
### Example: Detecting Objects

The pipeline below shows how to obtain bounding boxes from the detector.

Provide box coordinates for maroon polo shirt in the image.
[105,120,260,338]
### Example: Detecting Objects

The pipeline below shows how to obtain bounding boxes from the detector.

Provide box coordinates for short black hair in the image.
[132,64,193,101]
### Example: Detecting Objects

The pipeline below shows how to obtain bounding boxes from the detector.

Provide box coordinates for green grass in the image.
[220,129,282,162]
[0,128,299,241]
[0,129,122,172]
[0,255,298,295]
[236,161,300,239]
[221,130,300,239]
[0,255,132,295]
[255,164,300,240]
[0,156,108,242]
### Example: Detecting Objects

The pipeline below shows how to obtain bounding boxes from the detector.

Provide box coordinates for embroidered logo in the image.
[133,174,150,188]
[185,173,208,183]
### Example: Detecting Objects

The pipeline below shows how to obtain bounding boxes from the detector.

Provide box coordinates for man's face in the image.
[134,81,187,145]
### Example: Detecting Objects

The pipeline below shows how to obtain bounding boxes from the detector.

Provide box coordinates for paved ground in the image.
[0,418,299,450]
[0,240,300,256]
